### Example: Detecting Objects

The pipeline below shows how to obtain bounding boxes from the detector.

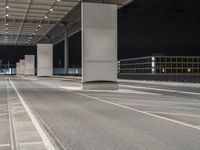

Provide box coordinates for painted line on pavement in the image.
[57,86,200,130]
[97,96,200,105]
[9,80,55,150]
[0,144,10,147]
[146,111,200,117]
[0,113,8,116]
[120,84,200,96]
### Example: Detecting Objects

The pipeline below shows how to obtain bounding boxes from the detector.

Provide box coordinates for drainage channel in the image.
[5,78,51,150]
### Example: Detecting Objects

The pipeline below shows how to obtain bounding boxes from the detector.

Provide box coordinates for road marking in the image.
[9,80,55,150]
[13,110,26,114]
[19,141,43,146]
[0,113,8,116]
[57,86,200,130]
[146,111,200,117]
[120,84,200,96]
[116,103,199,110]
[0,144,10,147]
[59,86,161,95]
[98,96,200,106]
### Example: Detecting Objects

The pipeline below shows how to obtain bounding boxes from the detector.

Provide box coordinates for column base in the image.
[82,81,119,90]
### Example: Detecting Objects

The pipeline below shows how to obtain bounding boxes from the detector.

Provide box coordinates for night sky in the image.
[1,0,200,67]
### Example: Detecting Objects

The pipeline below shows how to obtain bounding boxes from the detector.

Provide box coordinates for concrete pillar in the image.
[37,44,53,76]
[16,62,20,75]
[19,60,25,75]
[81,2,118,90]
[64,24,69,69]
[25,55,35,76]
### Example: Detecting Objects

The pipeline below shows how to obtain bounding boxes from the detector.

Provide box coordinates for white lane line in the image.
[13,110,26,114]
[117,103,198,110]
[58,87,200,130]
[19,141,43,146]
[146,111,200,117]
[98,97,200,105]
[120,84,200,96]
[0,144,10,147]
[9,80,55,150]
[0,113,8,116]
[59,86,161,95]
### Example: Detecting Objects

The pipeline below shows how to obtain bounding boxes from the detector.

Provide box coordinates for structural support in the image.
[64,23,69,69]
[19,59,25,75]
[37,44,53,77]
[16,62,20,75]
[25,55,35,76]
[81,2,119,90]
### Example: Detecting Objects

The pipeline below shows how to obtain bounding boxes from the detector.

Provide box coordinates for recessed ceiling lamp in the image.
[5,23,8,26]
[35,29,38,32]
[50,8,53,11]
[6,6,9,9]
[5,14,9,17]
[44,16,48,19]
[56,0,61,1]
[38,24,42,27]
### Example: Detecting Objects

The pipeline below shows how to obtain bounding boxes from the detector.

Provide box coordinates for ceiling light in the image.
[50,8,53,11]
[5,28,8,30]
[44,16,48,19]
[38,24,42,27]
[35,29,38,32]
[6,6,9,9]
[5,14,9,17]
[56,0,61,1]
[5,31,8,34]
[6,23,8,26]
[33,33,36,35]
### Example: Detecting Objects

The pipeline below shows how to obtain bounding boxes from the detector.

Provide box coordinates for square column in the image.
[81,2,118,90]
[16,62,20,75]
[25,55,35,76]
[19,60,25,75]
[37,44,53,77]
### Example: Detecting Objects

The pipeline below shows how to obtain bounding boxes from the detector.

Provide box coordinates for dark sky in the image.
[1,0,200,67]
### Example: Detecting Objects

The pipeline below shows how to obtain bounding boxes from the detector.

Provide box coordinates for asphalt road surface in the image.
[4,76,200,150]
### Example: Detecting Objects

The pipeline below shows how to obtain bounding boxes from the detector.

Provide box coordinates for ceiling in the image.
[0,0,133,46]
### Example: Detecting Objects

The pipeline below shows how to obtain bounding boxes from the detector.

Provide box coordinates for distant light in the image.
[56,0,61,1]
[38,24,42,27]
[6,6,10,9]
[50,8,53,11]
[187,68,191,72]
[5,31,8,34]
[5,14,9,17]
[6,23,8,26]
[44,16,48,19]
[35,29,38,32]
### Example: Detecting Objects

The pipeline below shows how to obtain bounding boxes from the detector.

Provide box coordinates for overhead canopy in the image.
[0,0,134,46]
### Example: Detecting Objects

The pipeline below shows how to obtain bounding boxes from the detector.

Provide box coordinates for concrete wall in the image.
[81,3,118,83]
[37,44,53,76]
[19,60,25,75]
[25,55,35,75]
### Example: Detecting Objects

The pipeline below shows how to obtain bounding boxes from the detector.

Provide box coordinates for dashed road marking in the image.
[146,111,200,117]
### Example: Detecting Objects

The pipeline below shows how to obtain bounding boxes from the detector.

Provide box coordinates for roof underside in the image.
[0,0,133,46]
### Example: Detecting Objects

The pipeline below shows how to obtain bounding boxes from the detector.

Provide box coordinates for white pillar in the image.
[16,62,20,75]
[64,24,69,69]
[37,44,53,76]
[81,2,118,90]
[25,55,35,76]
[19,60,25,75]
